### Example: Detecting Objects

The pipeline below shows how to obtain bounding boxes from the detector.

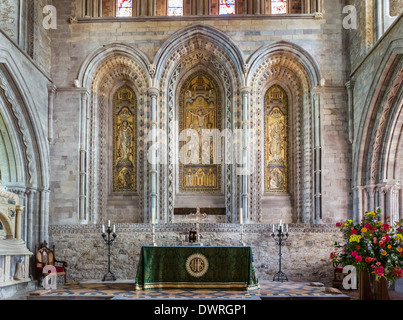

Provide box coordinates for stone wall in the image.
[47,0,351,226]
[49,223,343,286]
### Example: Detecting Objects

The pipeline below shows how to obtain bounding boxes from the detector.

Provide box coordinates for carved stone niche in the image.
[0,181,32,287]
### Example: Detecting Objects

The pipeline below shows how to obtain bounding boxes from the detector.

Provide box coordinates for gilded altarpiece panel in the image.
[179,74,222,193]
[113,86,137,193]
[264,85,288,193]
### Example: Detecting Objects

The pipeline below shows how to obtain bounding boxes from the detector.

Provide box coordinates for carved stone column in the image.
[345,80,355,144]
[148,87,159,223]
[352,186,365,223]
[240,87,251,223]
[365,184,377,213]
[15,205,24,239]
[79,90,89,223]
[312,88,322,223]
[47,84,56,144]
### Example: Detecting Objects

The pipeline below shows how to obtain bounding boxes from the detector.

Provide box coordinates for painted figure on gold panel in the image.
[189,108,213,133]
[118,120,132,162]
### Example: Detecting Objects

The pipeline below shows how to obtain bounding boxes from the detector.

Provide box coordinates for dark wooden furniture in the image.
[35,241,68,284]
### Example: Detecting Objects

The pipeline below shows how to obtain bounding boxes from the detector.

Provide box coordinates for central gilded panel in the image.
[179,73,222,193]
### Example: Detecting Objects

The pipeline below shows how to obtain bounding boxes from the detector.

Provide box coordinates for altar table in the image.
[135,246,259,290]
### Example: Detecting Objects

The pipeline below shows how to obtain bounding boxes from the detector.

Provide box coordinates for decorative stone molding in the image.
[369,66,403,184]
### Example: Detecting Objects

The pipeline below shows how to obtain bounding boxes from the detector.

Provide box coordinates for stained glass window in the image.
[117,0,133,17]
[167,0,183,16]
[271,0,287,14]
[219,0,235,15]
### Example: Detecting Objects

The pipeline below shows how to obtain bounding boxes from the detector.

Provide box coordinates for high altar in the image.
[0,181,32,296]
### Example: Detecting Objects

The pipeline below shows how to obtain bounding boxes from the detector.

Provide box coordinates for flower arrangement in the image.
[331,208,403,284]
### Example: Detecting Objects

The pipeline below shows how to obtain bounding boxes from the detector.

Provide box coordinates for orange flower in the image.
[361,227,368,233]
[388,245,392,249]
[356,246,361,250]
[382,251,387,256]
[397,248,403,253]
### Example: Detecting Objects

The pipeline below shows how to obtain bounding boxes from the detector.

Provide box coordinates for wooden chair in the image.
[35,241,68,284]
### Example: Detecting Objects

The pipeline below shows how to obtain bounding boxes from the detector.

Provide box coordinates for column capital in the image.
[345,79,355,90]
[240,87,251,95]
[47,84,57,95]
[148,87,160,97]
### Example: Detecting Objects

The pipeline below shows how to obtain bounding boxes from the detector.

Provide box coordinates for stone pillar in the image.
[148,87,159,223]
[14,205,24,240]
[345,80,355,144]
[39,189,50,243]
[365,184,377,212]
[352,186,365,223]
[240,87,251,223]
[47,84,56,144]
[25,188,36,251]
[312,89,322,223]
[79,91,89,223]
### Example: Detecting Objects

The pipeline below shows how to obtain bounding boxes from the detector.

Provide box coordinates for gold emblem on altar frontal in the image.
[186,254,209,278]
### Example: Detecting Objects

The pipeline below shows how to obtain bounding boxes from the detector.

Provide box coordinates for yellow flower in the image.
[350,235,362,243]
[361,227,368,233]
[366,212,376,217]
[382,251,387,256]
[397,234,403,241]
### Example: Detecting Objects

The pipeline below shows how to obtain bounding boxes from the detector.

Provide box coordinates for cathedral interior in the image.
[0,0,403,302]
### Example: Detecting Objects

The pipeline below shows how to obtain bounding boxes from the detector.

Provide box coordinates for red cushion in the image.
[37,266,65,273]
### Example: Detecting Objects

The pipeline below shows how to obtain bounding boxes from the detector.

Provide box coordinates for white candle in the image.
[152,207,155,225]
[108,220,111,227]
[286,224,288,233]
[240,208,243,225]
[113,225,116,233]
[272,224,275,233]
[102,225,105,234]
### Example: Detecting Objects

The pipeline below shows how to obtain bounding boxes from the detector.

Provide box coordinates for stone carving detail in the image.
[69,16,78,24]
[0,66,36,186]
[370,66,403,184]
[0,0,15,38]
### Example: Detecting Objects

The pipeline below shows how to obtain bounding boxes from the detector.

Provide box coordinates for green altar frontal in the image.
[135,246,260,290]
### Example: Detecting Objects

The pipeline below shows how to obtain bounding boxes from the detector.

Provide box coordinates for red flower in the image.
[351,229,357,235]
[336,222,343,227]
[356,246,361,250]
[379,241,386,248]
[385,235,391,242]
[355,255,362,262]
[351,251,358,257]
[365,257,373,263]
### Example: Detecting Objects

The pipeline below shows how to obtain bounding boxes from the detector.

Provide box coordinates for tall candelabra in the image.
[271,224,289,282]
[102,224,117,282]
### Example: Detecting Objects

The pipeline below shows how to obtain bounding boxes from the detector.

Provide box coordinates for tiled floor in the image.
[25,280,353,300]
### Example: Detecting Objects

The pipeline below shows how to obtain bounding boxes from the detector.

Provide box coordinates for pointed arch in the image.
[154,24,245,223]
[247,41,323,224]
[77,43,151,224]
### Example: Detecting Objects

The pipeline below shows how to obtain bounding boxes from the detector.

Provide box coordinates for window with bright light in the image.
[219,0,236,15]
[117,0,133,17]
[167,0,183,16]
[271,0,287,14]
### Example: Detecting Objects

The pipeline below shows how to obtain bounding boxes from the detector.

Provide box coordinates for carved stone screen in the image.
[179,74,222,194]
[113,86,137,193]
[264,85,288,193]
